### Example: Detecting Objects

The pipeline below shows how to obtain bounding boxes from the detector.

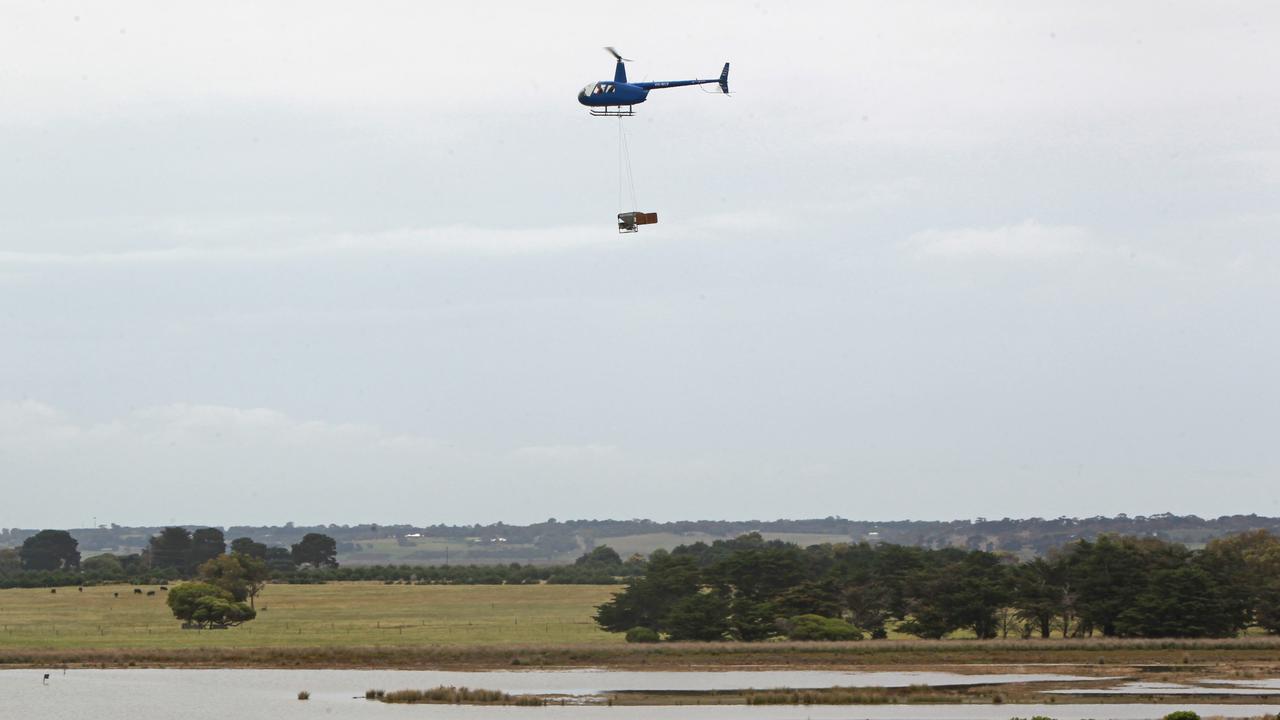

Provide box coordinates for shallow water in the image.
[3,669,1277,720]
[1048,680,1280,695]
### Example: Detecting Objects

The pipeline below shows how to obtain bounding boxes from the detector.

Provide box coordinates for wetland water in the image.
[3,669,1277,720]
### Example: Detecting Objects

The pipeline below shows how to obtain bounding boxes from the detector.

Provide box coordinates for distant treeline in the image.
[6,513,1280,560]
[595,531,1280,641]
[0,532,640,589]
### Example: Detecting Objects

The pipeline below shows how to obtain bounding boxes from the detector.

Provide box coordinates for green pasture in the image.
[0,582,623,650]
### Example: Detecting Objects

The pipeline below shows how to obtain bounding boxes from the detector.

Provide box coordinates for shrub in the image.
[625,626,660,643]
[297,690,310,700]
[1163,712,1200,720]
[786,614,864,641]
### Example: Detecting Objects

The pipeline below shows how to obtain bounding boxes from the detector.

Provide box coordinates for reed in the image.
[379,685,543,705]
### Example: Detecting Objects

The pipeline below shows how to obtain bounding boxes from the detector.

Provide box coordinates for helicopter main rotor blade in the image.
[603,46,632,62]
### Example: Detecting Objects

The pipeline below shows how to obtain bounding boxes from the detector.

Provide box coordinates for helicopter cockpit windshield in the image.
[581,83,618,97]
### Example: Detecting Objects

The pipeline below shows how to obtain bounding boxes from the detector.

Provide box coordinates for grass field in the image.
[6,582,1280,672]
[0,582,622,650]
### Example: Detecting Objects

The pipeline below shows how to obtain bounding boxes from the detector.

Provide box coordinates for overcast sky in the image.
[2,1,1278,529]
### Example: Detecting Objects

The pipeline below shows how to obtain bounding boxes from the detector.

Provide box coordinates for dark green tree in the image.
[772,579,845,618]
[19,530,80,571]
[291,533,338,568]
[1013,557,1063,638]
[662,591,730,641]
[575,545,622,567]
[729,597,780,641]
[149,527,193,573]
[190,528,226,570]
[230,537,268,559]
[1115,564,1241,638]
[595,551,700,632]
[1066,535,1161,636]
[901,550,1010,639]
[0,549,22,580]
[263,546,296,572]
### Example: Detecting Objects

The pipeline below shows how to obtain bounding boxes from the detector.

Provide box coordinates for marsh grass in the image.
[379,686,542,705]
[745,685,969,706]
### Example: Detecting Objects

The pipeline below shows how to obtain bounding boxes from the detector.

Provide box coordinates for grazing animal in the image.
[146,591,156,597]
[50,588,56,594]
[133,588,142,595]
[113,592,119,598]
[78,587,84,592]
[160,586,168,591]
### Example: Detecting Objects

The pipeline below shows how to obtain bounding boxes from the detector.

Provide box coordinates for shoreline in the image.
[4,638,1280,671]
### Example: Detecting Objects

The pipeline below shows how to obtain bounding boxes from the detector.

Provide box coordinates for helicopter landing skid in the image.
[590,106,635,117]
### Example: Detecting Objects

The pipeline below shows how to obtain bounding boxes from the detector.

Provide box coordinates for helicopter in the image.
[578,47,729,117]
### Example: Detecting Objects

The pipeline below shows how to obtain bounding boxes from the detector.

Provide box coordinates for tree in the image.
[236,554,270,608]
[167,582,256,628]
[81,553,125,580]
[168,582,227,619]
[149,527,192,573]
[230,537,268,559]
[198,555,251,601]
[1203,530,1280,633]
[595,551,700,632]
[1013,557,1063,638]
[729,597,780,641]
[263,546,296,573]
[19,530,80,571]
[1116,564,1242,638]
[190,528,226,570]
[202,553,270,607]
[1066,536,1159,636]
[0,549,21,580]
[291,533,338,568]
[575,545,622,567]
[191,596,256,628]
[662,591,731,641]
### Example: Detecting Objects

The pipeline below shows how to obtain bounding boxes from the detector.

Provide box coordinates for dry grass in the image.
[0,582,620,651]
[4,583,1280,670]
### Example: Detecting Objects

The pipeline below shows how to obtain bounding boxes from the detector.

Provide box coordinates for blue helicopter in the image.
[578,47,729,117]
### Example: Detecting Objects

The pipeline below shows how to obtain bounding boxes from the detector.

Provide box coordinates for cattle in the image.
[146,591,156,597]
[50,588,56,594]
[113,592,119,598]
[133,588,143,595]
